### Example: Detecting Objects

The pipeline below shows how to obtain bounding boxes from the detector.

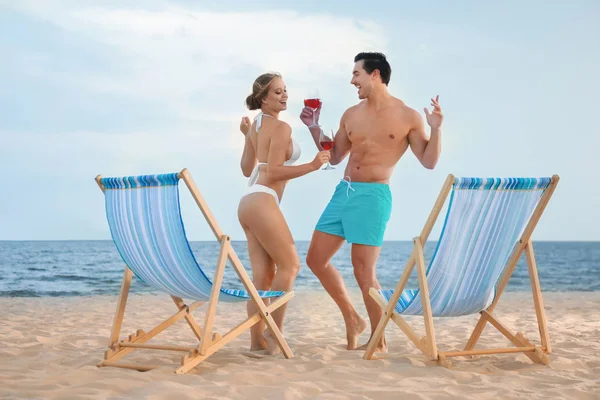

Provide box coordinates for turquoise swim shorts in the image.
[315,180,392,247]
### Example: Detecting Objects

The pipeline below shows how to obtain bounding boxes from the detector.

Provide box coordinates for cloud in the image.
[4,1,387,152]
[9,2,386,99]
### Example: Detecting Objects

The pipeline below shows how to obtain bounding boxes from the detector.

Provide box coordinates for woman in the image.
[238,72,330,354]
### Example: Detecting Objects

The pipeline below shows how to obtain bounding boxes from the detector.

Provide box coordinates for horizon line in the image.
[1,239,599,243]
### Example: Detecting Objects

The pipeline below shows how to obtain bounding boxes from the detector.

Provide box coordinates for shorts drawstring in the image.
[341,176,355,197]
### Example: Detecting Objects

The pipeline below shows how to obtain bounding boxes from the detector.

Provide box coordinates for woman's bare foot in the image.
[250,337,269,351]
[263,330,282,356]
[357,336,388,353]
[345,315,368,350]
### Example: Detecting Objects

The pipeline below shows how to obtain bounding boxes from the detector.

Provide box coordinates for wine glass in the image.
[319,128,335,170]
[304,88,322,126]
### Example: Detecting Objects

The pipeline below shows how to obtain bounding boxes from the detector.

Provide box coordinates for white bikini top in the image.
[248,112,301,186]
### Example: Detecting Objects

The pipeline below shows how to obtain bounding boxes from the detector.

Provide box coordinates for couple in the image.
[237,52,443,355]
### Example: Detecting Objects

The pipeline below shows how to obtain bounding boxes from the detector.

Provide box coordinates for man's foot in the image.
[263,331,282,356]
[345,316,368,350]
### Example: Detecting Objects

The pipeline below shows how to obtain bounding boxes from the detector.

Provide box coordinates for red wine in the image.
[304,98,322,109]
[320,141,334,150]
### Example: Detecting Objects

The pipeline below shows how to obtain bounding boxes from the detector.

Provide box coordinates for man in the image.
[300,52,443,352]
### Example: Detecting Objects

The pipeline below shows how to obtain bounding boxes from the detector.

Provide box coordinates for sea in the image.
[0,241,599,297]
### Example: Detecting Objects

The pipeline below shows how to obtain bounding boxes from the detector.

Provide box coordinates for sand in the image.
[1,290,599,399]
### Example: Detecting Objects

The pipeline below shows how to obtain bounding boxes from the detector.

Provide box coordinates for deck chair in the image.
[363,174,560,367]
[94,168,294,374]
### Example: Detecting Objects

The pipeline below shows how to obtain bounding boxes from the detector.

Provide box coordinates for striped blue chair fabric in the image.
[101,172,284,302]
[380,177,552,317]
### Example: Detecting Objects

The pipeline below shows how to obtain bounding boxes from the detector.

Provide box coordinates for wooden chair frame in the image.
[95,168,294,374]
[363,174,560,368]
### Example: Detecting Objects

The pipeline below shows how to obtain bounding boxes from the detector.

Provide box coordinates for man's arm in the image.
[407,96,443,170]
[303,107,352,165]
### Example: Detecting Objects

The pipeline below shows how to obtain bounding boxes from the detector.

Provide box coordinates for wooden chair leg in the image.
[414,237,438,360]
[525,241,551,353]
[108,267,133,347]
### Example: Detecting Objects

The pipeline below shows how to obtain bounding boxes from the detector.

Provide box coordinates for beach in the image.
[1,290,599,399]
[2,0,599,399]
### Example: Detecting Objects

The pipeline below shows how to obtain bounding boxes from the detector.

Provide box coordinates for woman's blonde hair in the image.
[245,72,282,110]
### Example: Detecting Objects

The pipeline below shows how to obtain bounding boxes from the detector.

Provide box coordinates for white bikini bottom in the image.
[240,184,280,205]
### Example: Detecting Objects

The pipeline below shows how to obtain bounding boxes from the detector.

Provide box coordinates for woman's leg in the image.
[239,193,300,354]
[242,225,275,350]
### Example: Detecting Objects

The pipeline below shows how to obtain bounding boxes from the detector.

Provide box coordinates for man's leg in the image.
[351,244,387,352]
[341,183,392,352]
[306,230,368,350]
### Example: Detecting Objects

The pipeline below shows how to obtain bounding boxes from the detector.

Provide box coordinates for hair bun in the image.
[245,93,261,110]
[245,72,282,110]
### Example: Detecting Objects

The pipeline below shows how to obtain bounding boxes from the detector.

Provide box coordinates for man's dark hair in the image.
[354,52,391,85]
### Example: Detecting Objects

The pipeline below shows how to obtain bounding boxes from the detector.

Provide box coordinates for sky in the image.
[0,0,599,241]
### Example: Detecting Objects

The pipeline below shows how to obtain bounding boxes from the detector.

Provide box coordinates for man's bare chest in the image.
[346,118,411,145]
